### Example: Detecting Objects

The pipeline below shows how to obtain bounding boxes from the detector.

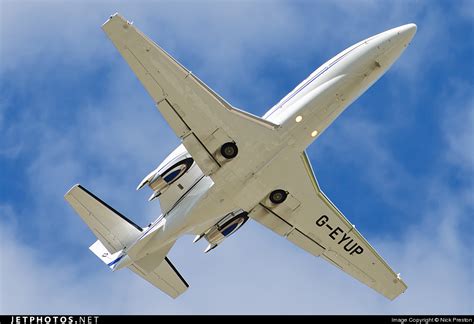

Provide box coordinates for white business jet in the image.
[65,13,416,300]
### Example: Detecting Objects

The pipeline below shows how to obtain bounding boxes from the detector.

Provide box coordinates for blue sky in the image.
[1,0,473,314]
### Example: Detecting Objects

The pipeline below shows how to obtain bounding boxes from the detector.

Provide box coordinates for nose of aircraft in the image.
[377,23,417,49]
[365,23,417,70]
[395,23,417,44]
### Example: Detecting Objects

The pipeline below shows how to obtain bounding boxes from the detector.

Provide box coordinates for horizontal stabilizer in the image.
[65,184,142,254]
[129,257,189,299]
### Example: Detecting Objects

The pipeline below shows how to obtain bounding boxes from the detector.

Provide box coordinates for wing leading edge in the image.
[249,151,407,300]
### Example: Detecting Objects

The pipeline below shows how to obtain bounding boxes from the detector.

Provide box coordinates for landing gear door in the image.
[182,133,220,176]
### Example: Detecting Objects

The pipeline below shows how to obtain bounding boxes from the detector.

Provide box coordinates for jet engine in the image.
[137,152,194,201]
[194,210,249,253]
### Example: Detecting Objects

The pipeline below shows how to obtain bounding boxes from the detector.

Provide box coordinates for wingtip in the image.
[64,183,81,198]
[387,275,408,301]
[102,12,132,29]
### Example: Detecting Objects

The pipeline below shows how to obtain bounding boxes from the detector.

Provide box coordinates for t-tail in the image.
[64,184,188,298]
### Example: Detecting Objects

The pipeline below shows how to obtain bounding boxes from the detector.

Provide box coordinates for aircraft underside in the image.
[65,13,416,300]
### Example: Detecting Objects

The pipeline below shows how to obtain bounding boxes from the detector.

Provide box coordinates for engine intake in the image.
[137,156,194,201]
[196,210,249,253]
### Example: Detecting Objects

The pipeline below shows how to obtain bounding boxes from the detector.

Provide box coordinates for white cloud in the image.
[442,81,474,173]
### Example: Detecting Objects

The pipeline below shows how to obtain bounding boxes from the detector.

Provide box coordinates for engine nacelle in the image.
[137,146,194,201]
[196,210,249,253]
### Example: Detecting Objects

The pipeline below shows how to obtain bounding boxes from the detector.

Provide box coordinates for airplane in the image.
[65,13,416,300]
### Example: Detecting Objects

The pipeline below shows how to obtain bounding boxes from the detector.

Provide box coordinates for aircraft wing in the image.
[249,151,407,300]
[102,14,277,178]
[129,257,188,299]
